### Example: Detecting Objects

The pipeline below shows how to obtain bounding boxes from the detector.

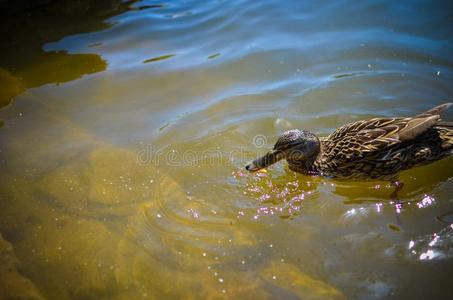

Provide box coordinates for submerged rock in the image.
[39,146,158,217]
[0,233,45,300]
[260,261,345,300]
[1,145,260,298]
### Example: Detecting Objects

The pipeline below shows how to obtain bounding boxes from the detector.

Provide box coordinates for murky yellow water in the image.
[1,0,453,299]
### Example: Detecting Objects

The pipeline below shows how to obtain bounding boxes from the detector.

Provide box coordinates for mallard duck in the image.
[246,103,453,185]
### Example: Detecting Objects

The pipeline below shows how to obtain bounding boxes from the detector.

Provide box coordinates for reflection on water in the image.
[407,225,453,261]
[1,0,453,299]
[0,0,135,108]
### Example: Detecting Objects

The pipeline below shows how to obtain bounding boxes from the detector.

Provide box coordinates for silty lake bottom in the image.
[1,0,453,299]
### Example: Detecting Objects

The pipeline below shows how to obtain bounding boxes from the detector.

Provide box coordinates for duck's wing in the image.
[322,103,453,162]
[323,115,440,162]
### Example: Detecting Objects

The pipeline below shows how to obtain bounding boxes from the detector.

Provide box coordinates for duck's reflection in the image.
[332,157,453,204]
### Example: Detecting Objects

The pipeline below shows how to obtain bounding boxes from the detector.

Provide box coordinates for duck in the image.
[245,103,453,195]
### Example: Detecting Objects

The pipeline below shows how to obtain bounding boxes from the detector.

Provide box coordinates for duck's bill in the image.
[245,150,284,172]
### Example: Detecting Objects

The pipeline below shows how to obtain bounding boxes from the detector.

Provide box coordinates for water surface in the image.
[1,0,453,299]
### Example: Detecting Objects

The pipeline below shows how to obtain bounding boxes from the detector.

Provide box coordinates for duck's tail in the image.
[416,102,452,118]
[418,102,453,131]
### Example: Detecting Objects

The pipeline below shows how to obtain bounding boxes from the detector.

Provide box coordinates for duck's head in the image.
[245,129,320,172]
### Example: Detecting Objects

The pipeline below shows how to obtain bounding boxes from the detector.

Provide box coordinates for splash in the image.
[233,169,317,219]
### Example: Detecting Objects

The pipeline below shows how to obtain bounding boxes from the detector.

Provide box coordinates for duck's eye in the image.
[274,143,288,151]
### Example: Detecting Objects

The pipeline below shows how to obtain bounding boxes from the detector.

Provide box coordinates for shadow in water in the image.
[0,0,136,109]
[332,157,453,204]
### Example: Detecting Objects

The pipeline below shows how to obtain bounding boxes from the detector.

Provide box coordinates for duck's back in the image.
[313,104,453,180]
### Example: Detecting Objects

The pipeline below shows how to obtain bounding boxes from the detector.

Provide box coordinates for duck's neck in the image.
[287,155,318,174]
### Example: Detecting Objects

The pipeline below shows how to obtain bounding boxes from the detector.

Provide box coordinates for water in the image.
[1,0,453,299]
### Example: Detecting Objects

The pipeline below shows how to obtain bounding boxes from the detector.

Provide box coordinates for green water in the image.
[1,0,453,299]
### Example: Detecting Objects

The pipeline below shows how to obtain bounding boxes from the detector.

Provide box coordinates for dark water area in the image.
[1,0,453,299]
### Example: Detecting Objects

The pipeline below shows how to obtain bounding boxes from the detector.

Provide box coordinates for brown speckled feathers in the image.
[311,103,453,180]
